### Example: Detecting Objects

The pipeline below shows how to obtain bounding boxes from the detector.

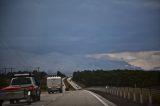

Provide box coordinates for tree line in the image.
[72,69,160,88]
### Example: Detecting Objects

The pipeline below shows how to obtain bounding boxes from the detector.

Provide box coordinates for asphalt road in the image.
[2,90,116,106]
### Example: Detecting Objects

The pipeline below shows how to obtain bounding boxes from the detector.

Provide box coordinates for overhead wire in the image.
[0,39,33,71]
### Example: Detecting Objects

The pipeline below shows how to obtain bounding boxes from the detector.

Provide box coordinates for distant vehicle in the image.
[0,73,41,106]
[47,76,63,94]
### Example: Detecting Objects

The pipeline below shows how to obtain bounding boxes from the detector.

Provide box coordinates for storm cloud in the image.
[0,0,160,73]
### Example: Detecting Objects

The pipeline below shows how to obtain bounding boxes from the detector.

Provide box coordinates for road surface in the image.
[2,90,116,106]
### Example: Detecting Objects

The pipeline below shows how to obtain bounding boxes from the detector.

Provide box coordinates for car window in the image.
[11,78,31,85]
[33,77,39,86]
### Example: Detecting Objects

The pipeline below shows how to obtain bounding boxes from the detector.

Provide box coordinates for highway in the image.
[2,78,116,106]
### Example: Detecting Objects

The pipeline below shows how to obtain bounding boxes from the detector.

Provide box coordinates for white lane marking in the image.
[85,90,109,106]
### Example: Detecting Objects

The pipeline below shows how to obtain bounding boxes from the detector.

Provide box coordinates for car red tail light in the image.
[28,85,35,91]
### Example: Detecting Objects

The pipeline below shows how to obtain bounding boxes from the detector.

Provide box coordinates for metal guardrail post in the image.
[116,88,119,96]
[127,88,131,100]
[133,88,136,102]
[140,88,143,104]
[114,87,116,95]
[111,88,113,95]
[110,88,112,94]
[149,88,152,104]
[123,88,126,98]
[120,88,122,97]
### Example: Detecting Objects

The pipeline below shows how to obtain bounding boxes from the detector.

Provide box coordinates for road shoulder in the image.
[85,90,117,106]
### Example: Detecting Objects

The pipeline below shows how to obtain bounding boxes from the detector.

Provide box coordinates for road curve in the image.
[67,77,82,90]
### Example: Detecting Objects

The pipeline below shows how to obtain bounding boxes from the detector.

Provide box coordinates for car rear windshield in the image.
[11,78,31,85]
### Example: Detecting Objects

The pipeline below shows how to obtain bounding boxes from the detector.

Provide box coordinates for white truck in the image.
[47,76,62,94]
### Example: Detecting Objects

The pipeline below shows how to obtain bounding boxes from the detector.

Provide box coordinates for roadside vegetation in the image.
[72,69,160,88]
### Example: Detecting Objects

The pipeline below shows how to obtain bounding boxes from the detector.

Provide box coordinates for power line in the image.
[0,67,15,74]
[0,40,33,70]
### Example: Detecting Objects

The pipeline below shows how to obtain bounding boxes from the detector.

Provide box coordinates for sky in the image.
[0,0,160,74]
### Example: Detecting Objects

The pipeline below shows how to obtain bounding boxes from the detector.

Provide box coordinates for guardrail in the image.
[106,87,160,105]
[87,86,160,105]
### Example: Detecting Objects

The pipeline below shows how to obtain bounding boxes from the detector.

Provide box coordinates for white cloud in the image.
[86,51,160,70]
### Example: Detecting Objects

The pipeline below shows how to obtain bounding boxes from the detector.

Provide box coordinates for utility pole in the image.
[10,67,15,73]
[4,68,7,75]
[37,67,40,72]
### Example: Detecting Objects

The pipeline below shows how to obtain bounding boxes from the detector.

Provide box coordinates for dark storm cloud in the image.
[0,0,160,72]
